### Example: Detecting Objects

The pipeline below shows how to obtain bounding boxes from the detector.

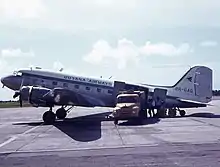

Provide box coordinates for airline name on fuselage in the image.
[175,86,193,93]
[64,76,112,86]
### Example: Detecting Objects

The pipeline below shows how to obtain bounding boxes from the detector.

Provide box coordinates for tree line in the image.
[213,90,220,96]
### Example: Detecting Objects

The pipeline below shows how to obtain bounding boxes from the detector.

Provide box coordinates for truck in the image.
[109,90,147,125]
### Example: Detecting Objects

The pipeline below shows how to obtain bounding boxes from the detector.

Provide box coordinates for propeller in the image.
[13,78,24,107]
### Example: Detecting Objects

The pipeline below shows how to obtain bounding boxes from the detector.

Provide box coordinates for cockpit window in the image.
[13,71,22,76]
[13,71,17,75]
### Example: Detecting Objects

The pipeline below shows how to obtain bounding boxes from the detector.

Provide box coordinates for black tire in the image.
[114,119,118,125]
[43,111,56,124]
[138,109,147,119]
[168,109,177,118]
[56,108,67,119]
[157,109,167,118]
[179,110,186,117]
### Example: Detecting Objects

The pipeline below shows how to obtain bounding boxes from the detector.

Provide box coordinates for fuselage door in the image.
[153,88,167,102]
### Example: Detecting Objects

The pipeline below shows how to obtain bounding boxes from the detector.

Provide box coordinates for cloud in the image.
[0,0,47,19]
[83,38,193,69]
[53,61,64,71]
[52,61,83,75]
[139,42,192,56]
[0,59,9,73]
[0,0,220,32]
[200,40,218,47]
[0,48,35,58]
[80,0,137,9]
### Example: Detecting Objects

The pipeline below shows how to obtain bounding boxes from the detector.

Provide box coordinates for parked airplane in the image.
[1,65,212,124]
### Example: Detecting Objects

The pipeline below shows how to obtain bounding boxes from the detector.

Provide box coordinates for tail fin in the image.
[169,66,213,103]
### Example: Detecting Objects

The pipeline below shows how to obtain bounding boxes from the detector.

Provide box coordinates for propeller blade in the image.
[20,78,24,90]
[13,91,20,99]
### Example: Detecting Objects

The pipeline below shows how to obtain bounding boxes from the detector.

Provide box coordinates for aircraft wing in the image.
[47,87,107,107]
[41,87,107,107]
[20,86,107,107]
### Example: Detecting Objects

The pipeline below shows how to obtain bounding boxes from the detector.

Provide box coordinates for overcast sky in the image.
[0,0,220,100]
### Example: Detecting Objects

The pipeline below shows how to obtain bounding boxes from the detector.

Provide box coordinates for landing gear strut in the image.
[43,107,56,124]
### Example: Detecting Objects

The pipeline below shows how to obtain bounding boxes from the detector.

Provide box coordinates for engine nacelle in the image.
[18,86,77,107]
[20,86,53,107]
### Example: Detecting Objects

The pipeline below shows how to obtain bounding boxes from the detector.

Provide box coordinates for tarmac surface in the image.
[0,100,220,167]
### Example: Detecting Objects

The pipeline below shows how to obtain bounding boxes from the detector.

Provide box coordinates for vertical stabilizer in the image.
[168,66,212,103]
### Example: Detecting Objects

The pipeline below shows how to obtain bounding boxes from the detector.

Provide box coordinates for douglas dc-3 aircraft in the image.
[1,65,212,124]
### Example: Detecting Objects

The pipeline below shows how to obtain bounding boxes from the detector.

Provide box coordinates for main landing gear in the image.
[42,106,73,124]
[43,108,56,124]
[179,109,186,117]
[167,108,186,117]
[56,107,67,119]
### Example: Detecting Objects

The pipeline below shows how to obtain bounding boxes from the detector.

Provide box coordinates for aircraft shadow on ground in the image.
[13,111,161,142]
[117,118,160,126]
[13,111,112,142]
[53,112,113,142]
[186,112,220,118]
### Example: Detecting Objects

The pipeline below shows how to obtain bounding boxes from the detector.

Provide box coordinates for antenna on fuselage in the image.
[59,68,64,72]
[109,76,112,79]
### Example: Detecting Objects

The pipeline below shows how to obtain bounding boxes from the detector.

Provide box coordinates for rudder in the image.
[169,66,213,103]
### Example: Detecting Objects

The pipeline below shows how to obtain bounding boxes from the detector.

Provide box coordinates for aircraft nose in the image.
[1,76,9,86]
[1,75,21,90]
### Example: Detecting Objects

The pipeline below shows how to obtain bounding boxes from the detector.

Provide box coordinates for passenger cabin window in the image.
[52,81,58,85]
[63,83,68,87]
[97,88,101,93]
[86,87,90,91]
[75,85,79,89]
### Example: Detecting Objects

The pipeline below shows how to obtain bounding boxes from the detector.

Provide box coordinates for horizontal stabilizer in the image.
[177,98,206,104]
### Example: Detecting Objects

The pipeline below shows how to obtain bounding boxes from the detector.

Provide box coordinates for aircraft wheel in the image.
[114,119,118,125]
[43,111,56,124]
[179,110,186,117]
[168,108,177,118]
[56,108,67,119]
[157,109,166,118]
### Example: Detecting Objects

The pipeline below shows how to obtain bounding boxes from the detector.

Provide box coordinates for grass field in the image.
[0,101,32,108]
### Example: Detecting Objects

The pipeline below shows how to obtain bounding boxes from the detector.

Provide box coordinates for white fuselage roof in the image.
[18,69,114,88]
